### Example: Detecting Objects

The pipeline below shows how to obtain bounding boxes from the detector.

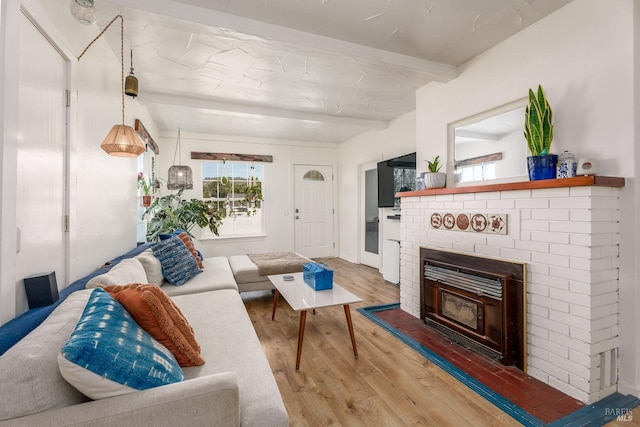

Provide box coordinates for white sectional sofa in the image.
[0,244,288,427]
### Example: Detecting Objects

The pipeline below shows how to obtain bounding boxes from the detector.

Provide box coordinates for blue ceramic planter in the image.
[527,154,558,181]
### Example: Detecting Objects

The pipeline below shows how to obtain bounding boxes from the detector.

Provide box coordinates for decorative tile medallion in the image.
[471,214,487,232]
[455,214,470,231]
[487,214,507,234]
[430,213,442,228]
[443,213,455,230]
[430,212,507,235]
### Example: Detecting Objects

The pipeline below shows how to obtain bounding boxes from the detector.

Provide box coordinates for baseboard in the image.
[338,255,357,264]
[617,380,640,399]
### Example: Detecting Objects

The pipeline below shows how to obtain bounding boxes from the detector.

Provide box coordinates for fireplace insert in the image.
[420,247,526,370]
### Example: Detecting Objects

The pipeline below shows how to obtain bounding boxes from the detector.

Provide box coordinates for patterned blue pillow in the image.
[152,235,202,286]
[58,288,184,400]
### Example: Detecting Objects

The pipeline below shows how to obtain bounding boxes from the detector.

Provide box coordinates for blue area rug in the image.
[357,303,639,427]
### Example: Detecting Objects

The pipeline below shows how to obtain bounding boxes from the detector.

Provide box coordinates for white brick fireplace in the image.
[398,177,624,403]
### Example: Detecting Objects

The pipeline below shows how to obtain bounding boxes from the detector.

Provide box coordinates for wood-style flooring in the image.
[241,257,639,427]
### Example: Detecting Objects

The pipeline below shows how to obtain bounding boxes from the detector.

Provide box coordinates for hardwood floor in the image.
[243,258,640,426]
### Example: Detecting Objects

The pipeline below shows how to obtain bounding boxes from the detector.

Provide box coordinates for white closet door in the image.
[15,12,68,313]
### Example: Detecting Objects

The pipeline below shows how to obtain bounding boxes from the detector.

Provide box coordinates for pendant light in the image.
[77,15,144,157]
[125,49,138,98]
[167,129,193,189]
[70,0,96,25]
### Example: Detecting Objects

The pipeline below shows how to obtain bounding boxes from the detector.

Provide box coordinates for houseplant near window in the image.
[144,187,223,242]
[422,156,446,188]
[243,183,263,216]
[138,173,163,207]
[524,84,557,180]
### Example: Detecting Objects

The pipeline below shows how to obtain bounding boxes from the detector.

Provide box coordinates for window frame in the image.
[200,161,265,240]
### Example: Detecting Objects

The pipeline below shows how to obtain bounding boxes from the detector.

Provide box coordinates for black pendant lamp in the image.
[125,49,138,98]
[167,129,193,189]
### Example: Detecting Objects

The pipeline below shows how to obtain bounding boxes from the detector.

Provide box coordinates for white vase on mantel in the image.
[422,172,446,189]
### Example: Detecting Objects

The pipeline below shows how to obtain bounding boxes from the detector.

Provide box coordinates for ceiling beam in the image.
[455,129,500,141]
[139,92,390,129]
[104,0,458,82]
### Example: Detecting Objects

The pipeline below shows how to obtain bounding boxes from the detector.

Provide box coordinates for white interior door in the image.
[360,161,380,268]
[15,12,68,313]
[293,165,334,258]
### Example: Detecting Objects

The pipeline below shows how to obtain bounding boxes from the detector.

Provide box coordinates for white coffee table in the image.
[269,272,362,371]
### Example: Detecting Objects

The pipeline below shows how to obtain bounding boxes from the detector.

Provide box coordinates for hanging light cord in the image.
[172,129,182,165]
[77,14,125,125]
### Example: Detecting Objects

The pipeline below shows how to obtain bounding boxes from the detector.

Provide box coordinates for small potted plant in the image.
[138,173,160,207]
[243,183,263,216]
[422,155,446,189]
[524,84,557,180]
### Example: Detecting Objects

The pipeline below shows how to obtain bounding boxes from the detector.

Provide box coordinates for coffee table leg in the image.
[271,289,280,321]
[296,310,307,371]
[343,305,358,359]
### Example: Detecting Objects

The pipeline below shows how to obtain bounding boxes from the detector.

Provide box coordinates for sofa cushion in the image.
[102,284,205,367]
[135,249,164,286]
[161,257,239,297]
[152,236,202,286]
[58,288,184,400]
[174,289,288,426]
[85,258,147,289]
[177,232,205,269]
[0,290,92,421]
[228,255,263,284]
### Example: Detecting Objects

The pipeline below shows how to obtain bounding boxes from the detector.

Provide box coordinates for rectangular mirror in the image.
[447,98,529,187]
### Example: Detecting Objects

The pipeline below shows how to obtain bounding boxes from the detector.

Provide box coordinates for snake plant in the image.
[524,85,554,156]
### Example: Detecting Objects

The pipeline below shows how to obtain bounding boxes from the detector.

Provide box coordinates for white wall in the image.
[0,0,159,323]
[152,132,339,258]
[338,111,416,264]
[414,0,639,398]
[620,0,640,399]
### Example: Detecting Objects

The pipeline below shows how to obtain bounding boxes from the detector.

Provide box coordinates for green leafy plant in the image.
[243,183,263,216]
[524,84,554,156]
[426,156,443,173]
[137,173,162,196]
[144,188,223,242]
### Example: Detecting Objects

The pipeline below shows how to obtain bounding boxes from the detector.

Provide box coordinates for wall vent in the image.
[599,349,617,390]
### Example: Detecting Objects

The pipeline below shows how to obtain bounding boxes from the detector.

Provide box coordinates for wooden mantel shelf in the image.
[397,176,625,198]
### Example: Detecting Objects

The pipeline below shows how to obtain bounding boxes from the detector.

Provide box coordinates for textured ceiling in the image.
[95,0,573,143]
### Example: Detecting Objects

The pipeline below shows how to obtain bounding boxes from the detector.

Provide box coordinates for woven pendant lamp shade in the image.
[167,129,193,189]
[167,166,193,189]
[100,124,145,157]
[78,15,144,157]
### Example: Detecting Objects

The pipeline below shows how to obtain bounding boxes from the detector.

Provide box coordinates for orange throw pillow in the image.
[101,284,205,367]
[178,232,204,270]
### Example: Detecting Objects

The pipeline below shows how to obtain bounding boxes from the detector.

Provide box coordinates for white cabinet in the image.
[382,239,400,284]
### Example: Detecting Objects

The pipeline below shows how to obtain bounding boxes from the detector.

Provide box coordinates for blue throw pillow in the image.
[158,228,186,241]
[152,235,202,286]
[158,229,203,262]
[58,288,184,400]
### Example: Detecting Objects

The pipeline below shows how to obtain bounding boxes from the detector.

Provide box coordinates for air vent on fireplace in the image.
[425,264,503,299]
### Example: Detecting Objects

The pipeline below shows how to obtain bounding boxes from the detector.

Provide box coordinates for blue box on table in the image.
[302,262,333,291]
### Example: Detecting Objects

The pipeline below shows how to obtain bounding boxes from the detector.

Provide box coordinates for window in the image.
[202,161,264,238]
[303,170,325,181]
[457,163,496,183]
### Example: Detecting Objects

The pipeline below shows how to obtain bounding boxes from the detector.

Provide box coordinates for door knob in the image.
[295,215,300,219]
